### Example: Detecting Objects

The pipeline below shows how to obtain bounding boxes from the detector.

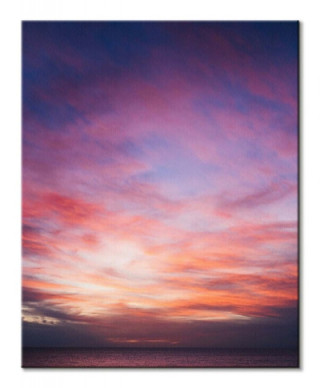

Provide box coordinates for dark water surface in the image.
[23,347,298,368]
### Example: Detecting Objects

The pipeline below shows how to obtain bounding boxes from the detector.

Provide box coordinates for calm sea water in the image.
[22,348,298,368]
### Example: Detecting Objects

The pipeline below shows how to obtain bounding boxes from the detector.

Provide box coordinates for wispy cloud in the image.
[22,21,298,348]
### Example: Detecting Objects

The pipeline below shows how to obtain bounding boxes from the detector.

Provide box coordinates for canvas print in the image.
[22,21,299,367]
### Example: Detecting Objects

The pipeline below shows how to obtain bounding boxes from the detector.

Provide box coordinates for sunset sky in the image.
[22,22,298,348]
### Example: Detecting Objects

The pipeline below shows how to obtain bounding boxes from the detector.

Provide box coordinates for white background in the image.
[1,0,319,387]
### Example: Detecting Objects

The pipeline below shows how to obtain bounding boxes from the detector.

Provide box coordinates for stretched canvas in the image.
[22,21,299,367]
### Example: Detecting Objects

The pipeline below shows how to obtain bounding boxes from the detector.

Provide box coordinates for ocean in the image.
[22,347,299,368]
